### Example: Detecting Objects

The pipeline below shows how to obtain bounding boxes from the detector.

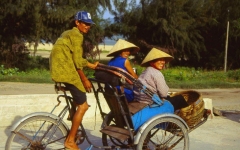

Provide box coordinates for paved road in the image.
[1,83,240,149]
[2,114,240,150]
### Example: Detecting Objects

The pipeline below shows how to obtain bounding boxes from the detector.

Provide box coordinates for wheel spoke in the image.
[137,117,189,150]
[14,131,34,145]
[6,116,68,150]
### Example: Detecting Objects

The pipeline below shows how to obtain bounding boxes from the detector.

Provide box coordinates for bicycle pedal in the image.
[75,129,85,144]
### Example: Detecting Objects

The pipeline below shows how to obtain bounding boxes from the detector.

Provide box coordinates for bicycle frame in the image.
[52,83,122,149]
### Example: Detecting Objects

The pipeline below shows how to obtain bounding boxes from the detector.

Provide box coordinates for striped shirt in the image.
[134,66,169,104]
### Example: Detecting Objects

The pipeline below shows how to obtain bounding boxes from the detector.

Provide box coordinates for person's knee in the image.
[78,102,89,112]
[82,103,89,112]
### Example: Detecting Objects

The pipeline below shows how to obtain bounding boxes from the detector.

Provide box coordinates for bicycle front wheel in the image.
[136,117,189,150]
[6,115,68,150]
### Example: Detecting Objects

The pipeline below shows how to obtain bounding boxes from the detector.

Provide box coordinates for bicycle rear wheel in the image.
[5,115,68,150]
[136,117,189,150]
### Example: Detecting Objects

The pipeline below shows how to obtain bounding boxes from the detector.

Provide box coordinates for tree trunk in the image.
[33,40,38,57]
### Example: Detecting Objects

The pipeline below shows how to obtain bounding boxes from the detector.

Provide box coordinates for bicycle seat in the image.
[54,82,69,93]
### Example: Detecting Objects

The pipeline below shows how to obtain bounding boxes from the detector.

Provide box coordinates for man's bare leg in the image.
[65,101,89,149]
[68,101,76,121]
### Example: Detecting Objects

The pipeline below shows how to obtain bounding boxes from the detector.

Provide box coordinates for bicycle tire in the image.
[5,115,68,150]
[136,117,189,150]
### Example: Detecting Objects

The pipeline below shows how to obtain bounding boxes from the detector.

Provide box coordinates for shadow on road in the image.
[222,110,240,123]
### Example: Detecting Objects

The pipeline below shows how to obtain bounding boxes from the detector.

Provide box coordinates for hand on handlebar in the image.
[93,61,99,69]
[87,61,99,69]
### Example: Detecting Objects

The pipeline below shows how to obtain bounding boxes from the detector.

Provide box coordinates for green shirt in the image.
[50,27,88,92]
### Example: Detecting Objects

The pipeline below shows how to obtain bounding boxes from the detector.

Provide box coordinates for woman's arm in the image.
[124,59,138,78]
[154,72,169,98]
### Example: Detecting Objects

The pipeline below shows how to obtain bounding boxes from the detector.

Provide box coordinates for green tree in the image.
[200,0,240,70]
[0,0,33,68]
[105,0,215,66]
[0,0,111,69]
[104,0,240,69]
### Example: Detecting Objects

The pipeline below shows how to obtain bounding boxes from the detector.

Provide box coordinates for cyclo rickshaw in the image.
[5,63,211,150]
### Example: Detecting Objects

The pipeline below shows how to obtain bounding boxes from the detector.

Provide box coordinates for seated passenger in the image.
[107,39,139,102]
[134,48,189,111]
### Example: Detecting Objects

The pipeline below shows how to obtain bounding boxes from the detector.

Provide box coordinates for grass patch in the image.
[1,63,240,89]
[167,80,240,89]
[162,67,240,88]
[100,50,109,53]
[0,69,53,84]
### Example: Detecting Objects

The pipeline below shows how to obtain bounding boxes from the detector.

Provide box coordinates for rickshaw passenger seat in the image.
[103,85,134,128]
[128,101,148,114]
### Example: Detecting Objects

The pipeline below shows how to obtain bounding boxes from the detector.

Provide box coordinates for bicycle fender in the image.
[9,112,69,131]
[133,113,189,145]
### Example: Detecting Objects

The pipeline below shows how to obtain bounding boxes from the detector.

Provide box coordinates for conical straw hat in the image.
[141,48,174,66]
[107,39,139,57]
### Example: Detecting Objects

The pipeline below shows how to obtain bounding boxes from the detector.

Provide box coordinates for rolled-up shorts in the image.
[64,83,86,105]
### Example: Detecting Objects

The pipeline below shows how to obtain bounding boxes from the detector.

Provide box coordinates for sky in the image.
[102,0,140,19]
[103,10,113,19]
[101,0,140,44]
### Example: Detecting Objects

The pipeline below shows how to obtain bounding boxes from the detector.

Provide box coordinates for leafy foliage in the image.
[104,0,240,69]
[105,0,212,63]
[227,69,240,81]
[1,64,239,88]
[0,0,112,69]
[0,37,30,69]
[1,0,240,71]
[0,65,19,76]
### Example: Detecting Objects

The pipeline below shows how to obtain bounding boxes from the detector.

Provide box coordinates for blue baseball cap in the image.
[75,11,95,24]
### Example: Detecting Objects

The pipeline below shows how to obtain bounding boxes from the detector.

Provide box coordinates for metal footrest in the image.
[100,126,131,141]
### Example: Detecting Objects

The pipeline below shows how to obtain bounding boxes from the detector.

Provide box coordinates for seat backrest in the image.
[103,84,134,128]
[92,70,138,129]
